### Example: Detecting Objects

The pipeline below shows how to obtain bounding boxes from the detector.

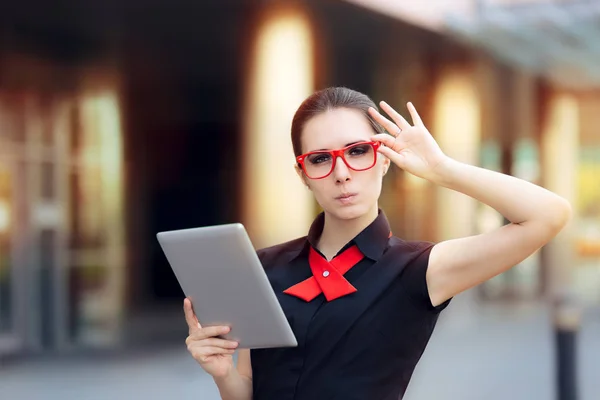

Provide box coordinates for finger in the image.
[371,133,400,150]
[407,102,424,127]
[380,101,411,131]
[368,107,401,137]
[183,298,200,332]
[193,346,236,357]
[195,325,231,340]
[187,337,239,349]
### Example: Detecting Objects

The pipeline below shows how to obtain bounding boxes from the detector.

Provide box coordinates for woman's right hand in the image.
[184,298,239,378]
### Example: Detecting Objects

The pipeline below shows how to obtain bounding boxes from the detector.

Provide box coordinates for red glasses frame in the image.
[296,141,381,180]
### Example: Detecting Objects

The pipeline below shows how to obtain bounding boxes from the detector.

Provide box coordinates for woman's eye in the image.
[349,145,369,156]
[308,154,331,164]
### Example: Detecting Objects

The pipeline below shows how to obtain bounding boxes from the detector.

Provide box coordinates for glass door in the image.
[0,84,126,355]
[0,157,21,355]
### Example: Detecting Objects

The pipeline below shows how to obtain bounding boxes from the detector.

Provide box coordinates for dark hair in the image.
[291,87,384,157]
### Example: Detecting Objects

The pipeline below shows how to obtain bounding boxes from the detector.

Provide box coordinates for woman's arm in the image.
[368,101,571,307]
[214,349,252,400]
[183,298,252,399]
[213,349,253,400]
[425,158,571,306]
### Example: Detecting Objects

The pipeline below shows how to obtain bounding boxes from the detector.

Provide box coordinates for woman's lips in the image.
[336,193,357,204]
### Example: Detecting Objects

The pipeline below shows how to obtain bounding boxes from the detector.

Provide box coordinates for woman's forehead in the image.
[302,108,373,151]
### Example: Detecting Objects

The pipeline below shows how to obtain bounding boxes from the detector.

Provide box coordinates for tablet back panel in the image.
[157,223,297,349]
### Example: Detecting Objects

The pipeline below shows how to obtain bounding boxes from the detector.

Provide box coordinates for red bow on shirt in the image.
[283,245,365,302]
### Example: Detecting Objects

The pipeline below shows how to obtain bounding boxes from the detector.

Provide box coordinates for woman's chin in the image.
[328,203,366,220]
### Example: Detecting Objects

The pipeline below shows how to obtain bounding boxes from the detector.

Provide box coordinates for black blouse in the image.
[251,210,451,400]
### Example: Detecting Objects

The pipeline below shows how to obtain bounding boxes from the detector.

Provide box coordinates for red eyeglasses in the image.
[296,141,381,179]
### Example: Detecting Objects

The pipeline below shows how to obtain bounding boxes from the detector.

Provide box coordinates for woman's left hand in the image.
[368,101,448,181]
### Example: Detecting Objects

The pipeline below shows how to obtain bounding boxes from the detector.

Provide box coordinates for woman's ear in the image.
[294,164,311,189]
[382,158,391,176]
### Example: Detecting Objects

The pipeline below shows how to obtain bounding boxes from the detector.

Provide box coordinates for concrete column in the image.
[432,65,481,242]
[241,4,315,249]
[541,92,579,298]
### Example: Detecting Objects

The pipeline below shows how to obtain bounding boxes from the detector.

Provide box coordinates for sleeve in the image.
[399,242,451,314]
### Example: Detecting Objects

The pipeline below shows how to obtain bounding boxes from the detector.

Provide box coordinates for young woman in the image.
[183,87,571,399]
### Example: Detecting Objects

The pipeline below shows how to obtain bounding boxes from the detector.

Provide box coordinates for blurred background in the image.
[0,0,599,399]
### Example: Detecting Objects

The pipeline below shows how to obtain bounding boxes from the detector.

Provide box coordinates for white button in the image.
[322,271,330,277]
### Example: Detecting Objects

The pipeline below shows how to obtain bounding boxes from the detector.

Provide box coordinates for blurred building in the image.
[0,0,599,357]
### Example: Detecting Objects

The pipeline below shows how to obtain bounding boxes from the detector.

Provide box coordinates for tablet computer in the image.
[156,223,297,349]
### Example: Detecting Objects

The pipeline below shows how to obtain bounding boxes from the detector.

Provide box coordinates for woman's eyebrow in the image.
[311,140,365,152]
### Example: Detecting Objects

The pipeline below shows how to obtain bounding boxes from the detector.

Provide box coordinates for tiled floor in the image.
[1,293,598,400]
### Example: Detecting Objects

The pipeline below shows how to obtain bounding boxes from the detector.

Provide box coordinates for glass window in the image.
[0,166,13,334]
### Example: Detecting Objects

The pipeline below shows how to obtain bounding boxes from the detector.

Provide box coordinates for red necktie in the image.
[284,245,364,302]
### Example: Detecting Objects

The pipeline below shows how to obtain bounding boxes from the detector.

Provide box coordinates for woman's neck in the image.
[317,205,379,260]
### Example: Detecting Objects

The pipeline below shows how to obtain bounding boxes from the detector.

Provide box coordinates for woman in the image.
[183,87,571,399]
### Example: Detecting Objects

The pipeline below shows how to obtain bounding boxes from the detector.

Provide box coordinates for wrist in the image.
[213,366,239,384]
[213,367,252,400]
[428,156,459,187]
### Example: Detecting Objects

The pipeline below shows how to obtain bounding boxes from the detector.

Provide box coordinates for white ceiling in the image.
[342,0,600,88]
[342,0,476,32]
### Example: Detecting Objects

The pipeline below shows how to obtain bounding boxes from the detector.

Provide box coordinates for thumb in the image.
[377,146,406,168]
[184,298,202,332]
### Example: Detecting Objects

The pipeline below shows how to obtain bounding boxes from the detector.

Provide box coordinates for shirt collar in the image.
[305,208,391,261]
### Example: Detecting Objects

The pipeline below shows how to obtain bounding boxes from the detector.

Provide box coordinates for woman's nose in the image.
[332,156,351,182]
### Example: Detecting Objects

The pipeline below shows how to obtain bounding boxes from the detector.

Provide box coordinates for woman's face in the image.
[296,107,390,220]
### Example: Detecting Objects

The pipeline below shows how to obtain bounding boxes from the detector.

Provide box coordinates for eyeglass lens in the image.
[304,143,376,178]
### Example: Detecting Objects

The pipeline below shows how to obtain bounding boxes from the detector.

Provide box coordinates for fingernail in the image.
[197,322,201,329]
[222,326,230,333]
